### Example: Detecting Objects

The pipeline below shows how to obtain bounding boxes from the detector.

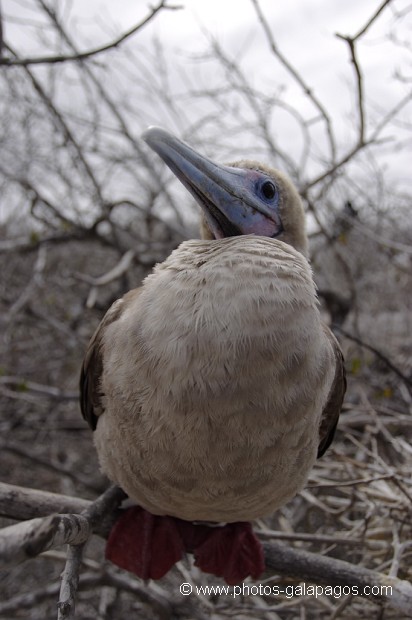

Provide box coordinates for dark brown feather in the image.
[79,289,141,430]
[317,325,346,458]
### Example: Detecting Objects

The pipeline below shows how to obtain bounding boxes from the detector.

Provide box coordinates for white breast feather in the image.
[94,236,335,521]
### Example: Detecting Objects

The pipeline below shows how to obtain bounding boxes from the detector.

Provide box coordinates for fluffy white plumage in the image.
[92,235,336,521]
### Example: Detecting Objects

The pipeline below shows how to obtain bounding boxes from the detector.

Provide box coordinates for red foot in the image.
[193,522,265,585]
[106,506,265,584]
[106,506,184,579]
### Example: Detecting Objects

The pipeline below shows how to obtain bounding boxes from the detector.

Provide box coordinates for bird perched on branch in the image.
[80,127,346,585]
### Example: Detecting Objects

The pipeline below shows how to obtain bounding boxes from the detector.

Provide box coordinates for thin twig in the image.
[352,0,394,40]
[0,1,181,66]
[0,59,105,205]
[263,541,412,615]
[335,34,365,144]
[0,1,4,57]
[0,376,77,400]
[250,0,336,163]
[334,325,412,391]
[57,543,86,620]
[1,482,412,615]
[0,574,102,616]
[3,245,47,322]
[0,439,103,493]
[33,2,184,228]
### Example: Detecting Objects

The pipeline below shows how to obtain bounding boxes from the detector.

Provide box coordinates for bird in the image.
[80,127,346,585]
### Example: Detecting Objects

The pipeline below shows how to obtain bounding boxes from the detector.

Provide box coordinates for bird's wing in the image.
[317,325,346,458]
[80,289,141,430]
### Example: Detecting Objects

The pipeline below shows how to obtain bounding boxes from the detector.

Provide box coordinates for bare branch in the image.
[335,34,365,144]
[334,326,412,393]
[98,570,173,619]
[0,570,173,618]
[107,199,188,237]
[352,0,394,40]
[302,138,374,191]
[341,213,412,254]
[257,527,377,548]
[0,574,102,616]
[1,482,412,616]
[250,0,337,163]
[0,513,90,568]
[0,1,181,66]
[334,0,396,152]
[0,60,105,205]
[80,485,126,529]
[2,245,47,322]
[0,1,3,57]
[263,541,412,616]
[57,543,85,620]
[29,7,184,227]
[389,538,412,579]
[0,2,411,617]
[0,485,125,574]
[0,482,91,521]
[77,249,136,288]
[0,440,103,493]
[371,85,412,140]
[0,376,78,400]
[0,230,96,253]
[74,248,136,308]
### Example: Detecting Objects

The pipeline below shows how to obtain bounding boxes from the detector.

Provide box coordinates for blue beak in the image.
[142,127,283,239]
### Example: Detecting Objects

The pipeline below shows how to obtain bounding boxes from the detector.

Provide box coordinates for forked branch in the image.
[0,482,411,616]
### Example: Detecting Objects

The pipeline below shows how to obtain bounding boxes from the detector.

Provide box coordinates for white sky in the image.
[83,0,412,188]
[2,0,412,191]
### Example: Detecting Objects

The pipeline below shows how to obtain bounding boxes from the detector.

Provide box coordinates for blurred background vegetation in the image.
[0,1,412,618]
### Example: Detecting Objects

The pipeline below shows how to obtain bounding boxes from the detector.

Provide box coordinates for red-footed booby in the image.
[80,127,346,584]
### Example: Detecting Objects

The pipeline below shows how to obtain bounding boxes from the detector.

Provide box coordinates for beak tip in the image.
[142,126,170,148]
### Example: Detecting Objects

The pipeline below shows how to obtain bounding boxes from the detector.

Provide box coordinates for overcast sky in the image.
[3,0,412,190]
[87,1,411,187]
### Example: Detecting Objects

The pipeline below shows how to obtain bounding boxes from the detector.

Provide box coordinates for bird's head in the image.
[142,127,308,257]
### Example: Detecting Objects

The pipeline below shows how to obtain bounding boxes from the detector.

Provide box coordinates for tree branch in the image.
[335,33,365,144]
[57,543,85,620]
[2,245,47,323]
[0,574,101,616]
[0,376,78,400]
[0,482,91,522]
[250,0,337,163]
[74,248,136,308]
[1,482,412,616]
[0,63,105,205]
[0,1,181,66]
[0,440,103,494]
[0,1,3,57]
[334,325,412,392]
[30,4,184,228]
[0,513,90,568]
[263,541,412,616]
[80,485,127,529]
[352,0,394,40]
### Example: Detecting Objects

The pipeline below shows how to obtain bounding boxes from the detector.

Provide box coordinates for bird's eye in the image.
[261,181,277,200]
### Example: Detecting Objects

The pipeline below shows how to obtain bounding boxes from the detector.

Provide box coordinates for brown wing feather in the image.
[79,289,141,430]
[317,325,346,458]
